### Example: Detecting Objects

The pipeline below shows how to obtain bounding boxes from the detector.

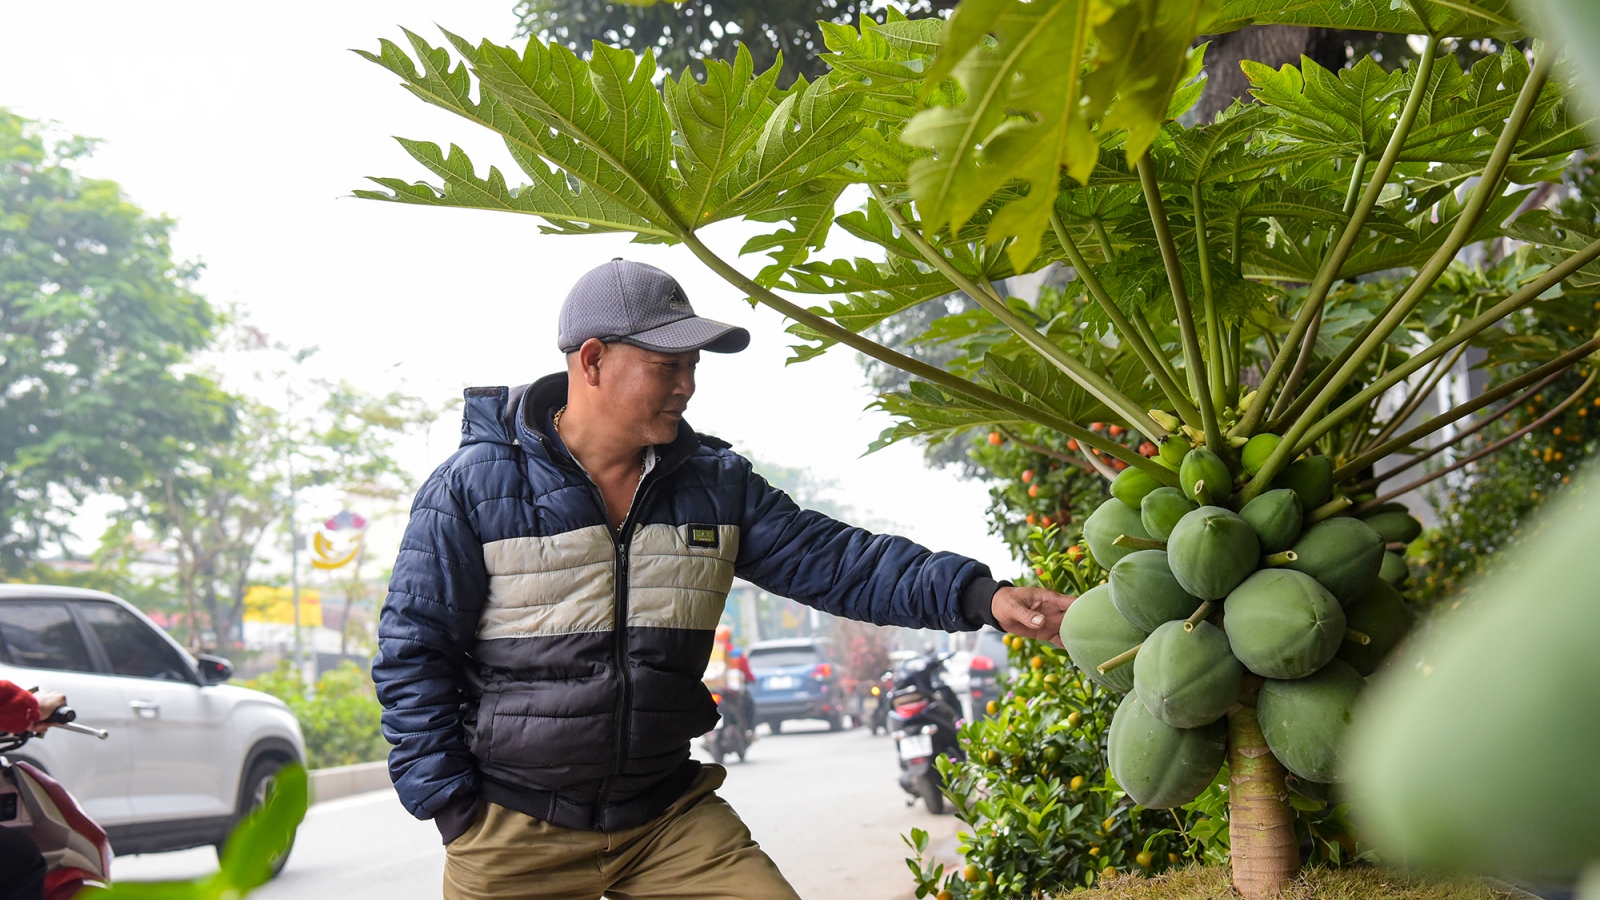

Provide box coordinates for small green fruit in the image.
[1361,510,1423,545]
[1239,488,1304,554]
[1273,455,1334,509]
[1337,578,1413,675]
[1225,569,1345,680]
[1111,466,1163,511]
[1179,448,1231,506]
[1109,550,1203,632]
[1059,584,1148,693]
[1258,659,1364,783]
[1133,620,1242,728]
[1108,693,1226,809]
[1140,487,1198,542]
[1241,433,1282,475]
[1286,517,1385,604]
[1379,550,1409,587]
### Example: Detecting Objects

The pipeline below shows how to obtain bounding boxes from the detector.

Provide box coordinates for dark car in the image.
[967,627,1012,718]
[747,638,843,733]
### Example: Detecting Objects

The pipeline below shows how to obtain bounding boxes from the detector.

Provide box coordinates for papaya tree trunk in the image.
[1228,676,1300,899]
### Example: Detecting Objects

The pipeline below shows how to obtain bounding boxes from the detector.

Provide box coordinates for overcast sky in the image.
[0,1,1016,578]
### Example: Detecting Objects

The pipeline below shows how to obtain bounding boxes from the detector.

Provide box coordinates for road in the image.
[111,721,964,899]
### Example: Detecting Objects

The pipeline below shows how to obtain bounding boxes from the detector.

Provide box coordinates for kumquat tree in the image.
[355,0,1599,895]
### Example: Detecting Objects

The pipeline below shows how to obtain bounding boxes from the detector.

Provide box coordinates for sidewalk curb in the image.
[308,760,391,804]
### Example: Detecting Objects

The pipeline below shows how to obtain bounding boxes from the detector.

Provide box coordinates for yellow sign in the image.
[311,530,362,570]
[243,585,322,626]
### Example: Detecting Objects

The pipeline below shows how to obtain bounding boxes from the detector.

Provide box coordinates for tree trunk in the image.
[1227,676,1300,899]
[1196,26,1350,122]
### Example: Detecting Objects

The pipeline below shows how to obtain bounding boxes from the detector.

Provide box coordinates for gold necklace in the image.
[553,404,567,431]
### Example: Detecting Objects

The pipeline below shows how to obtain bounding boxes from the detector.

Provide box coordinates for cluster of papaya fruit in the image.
[1059,433,1420,809]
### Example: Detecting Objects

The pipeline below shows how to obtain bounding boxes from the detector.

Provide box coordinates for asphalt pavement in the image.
[110,720,964,899]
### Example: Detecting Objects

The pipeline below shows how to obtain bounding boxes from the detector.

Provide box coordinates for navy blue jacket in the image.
[373,374,1000,839]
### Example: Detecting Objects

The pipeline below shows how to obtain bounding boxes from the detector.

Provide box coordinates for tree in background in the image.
[0,110,227,573]
[515,0,955,86]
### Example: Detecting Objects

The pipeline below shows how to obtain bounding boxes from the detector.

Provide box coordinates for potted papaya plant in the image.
[355,1,1598,895]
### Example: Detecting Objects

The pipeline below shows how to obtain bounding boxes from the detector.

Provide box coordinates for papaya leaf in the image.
[903,0,1217,268]
[1211,0,1522,38]
[740,182,846,286]
[356,139,673,238]
[869,381,1039,450]
[1243,55,1406,155]
[662,45,783,225]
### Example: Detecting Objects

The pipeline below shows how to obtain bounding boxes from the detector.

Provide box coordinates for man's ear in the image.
[577,338,606,387]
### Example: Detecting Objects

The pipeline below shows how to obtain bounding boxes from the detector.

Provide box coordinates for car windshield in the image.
[748,648,822,670]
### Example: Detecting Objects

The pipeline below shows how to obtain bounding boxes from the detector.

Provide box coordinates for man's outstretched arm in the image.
[732,458,1070,641]
[372,465,488,841]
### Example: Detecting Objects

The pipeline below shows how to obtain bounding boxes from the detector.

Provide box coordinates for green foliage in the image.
[83,764,307,899]
[0,110,225,572]
[246,661,387,769]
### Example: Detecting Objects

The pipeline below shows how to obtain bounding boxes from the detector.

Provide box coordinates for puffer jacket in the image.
[373,373,1002,839]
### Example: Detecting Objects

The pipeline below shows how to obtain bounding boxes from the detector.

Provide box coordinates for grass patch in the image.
[1056,865,1505,900]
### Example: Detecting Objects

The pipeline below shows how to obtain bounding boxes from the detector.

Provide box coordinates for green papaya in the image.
[1109,550,1203,632]
[1286,517,1385,604]
[1224,569,1346,680]
[1140,487,1198,542]
[1059,584,1148,693]
[1241,433,1281,476]
[1166,506,1261,600]
[1084,498,1153,569]
[1337,578,1413,675]
[1108,693,1227,809]
[1379,550,1409,587]
[1239,488,1303,554]
[1364,501,1410,517]
[1111,466,1163,511]
[1133,620,1242,728]
[1361,510,1423,545]
[1257,659,1364,783]
[1158,435,1191,468]
[1179,448,1231,506]
[1273,454,1333,509]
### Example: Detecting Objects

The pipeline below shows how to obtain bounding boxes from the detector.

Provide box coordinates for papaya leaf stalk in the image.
[1251,51,1556,492]
[1137,155,1227,456]
[1235,36,1441,437]
[1352,369,1598,514]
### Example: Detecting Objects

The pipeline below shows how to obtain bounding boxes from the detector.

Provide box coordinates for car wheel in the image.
[826,713,843,732]
[771,719,784,734]
[218,756,296,877]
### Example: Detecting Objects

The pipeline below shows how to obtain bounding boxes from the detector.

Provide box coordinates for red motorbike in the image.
[1,707,113,900]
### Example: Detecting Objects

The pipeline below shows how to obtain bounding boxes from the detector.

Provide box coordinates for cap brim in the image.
[620,316,750,354]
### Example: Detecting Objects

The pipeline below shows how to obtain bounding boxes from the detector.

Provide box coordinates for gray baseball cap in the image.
[558,258,750,354]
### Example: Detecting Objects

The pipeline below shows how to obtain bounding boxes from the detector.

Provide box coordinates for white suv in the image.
[0,585,305,858]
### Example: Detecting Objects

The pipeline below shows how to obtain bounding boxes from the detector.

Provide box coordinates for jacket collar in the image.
[514,372,700,475]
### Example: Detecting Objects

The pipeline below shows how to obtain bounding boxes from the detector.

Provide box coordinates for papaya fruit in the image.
[1286,516,1385,604]
[1273,454,1333,509]
[1133,620,1242,728]
[1111,466,1163,511]
[1059,584,1147,693]
[1109,550,1203,632]
[1179,448,1231,506]
[1239,488,1303,554]
[1107,693,1227,809]
[1166,506,1261,600]
[1139,488,1197,542]
[1158,435,1191,469]
[1241,433,1281,476]
[1361,509,1423,545]
[1379,550,1409,587]
[1224,568,1346,680]
[1257,659,1363,783]
[1084,498,1153,570]
[1337,577,1413,675]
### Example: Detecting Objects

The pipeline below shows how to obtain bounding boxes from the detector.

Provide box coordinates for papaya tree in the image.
[354,1,1598,895]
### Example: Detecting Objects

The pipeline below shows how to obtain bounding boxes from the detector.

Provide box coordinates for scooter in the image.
[701,670,753,765]
[887,651,964,814]
[1,707,113,900]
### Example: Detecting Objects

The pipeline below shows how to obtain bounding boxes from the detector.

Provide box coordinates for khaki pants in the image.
[443,765,800,900]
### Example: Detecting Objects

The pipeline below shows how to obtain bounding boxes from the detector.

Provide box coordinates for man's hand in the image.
[32,689,66,733]
[991,586,1073,646]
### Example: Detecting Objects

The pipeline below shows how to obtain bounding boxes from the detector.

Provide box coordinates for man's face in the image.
[589,342,699,446]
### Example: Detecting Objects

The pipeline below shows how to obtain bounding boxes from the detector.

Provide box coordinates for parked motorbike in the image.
[887,651,964,814]
[1,707,113,900]
[701,670,753,765]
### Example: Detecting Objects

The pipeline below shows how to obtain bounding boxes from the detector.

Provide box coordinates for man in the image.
[374,259,1074,899]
